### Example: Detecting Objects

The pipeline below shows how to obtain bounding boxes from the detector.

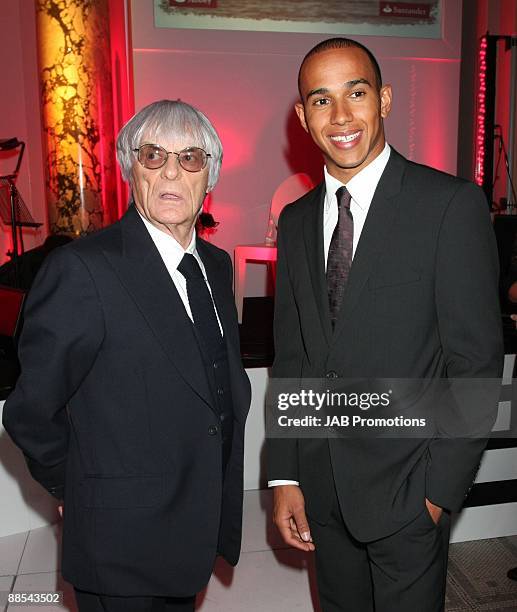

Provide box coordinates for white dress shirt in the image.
[137,211,223,335]
[269,143,391,488]
[323,142,391,266]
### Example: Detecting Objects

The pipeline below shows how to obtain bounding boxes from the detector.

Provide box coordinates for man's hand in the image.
[57,505,63,518]
[425,498,443,525]
[273,485,315,552]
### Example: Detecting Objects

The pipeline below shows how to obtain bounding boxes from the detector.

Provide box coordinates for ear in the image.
[295,102,309,133]
[380,84,392,119]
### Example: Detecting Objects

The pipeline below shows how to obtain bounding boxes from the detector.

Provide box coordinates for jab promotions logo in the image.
[379,2,431,18]
[168,0,218,7]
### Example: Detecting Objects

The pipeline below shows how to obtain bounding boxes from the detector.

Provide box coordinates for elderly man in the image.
[3,100,251,612]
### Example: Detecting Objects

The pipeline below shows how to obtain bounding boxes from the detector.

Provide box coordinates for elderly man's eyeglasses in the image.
[133,144,211,172]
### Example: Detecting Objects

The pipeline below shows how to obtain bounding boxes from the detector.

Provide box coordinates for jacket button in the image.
[217,388,224,395]
[326,371,338,378]
[208,425,218,436]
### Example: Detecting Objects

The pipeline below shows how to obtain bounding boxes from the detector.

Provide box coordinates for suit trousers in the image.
[308,450,450,612]
[74,589,195,612]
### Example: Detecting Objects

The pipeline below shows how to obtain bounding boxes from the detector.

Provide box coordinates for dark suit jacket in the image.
[3,206,251,596]
[267,149,503,542]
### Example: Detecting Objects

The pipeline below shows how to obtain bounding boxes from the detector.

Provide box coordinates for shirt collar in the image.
[136,209,196,267]
[324,142,391,211]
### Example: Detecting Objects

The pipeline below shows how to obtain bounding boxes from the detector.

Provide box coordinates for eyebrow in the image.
[305,78,372,101]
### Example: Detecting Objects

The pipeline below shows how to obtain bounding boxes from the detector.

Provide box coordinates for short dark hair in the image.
[298,37,383,99]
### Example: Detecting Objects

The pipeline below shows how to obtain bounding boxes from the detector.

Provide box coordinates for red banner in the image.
[168,0,218,8]
[379,2,431,19]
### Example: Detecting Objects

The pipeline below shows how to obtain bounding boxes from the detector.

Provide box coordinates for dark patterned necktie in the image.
[326,186,354,329]
[177,253,222,355]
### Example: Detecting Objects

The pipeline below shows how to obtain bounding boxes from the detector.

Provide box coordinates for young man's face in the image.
[295,46,392,183]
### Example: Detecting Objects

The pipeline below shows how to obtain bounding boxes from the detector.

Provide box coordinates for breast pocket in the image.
[368,267,421,290]
[368,265,424,326]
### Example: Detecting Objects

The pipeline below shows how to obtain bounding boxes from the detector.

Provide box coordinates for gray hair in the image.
[116,99,223,191]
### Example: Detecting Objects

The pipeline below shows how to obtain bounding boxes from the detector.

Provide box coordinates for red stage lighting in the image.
[475,35,488,188]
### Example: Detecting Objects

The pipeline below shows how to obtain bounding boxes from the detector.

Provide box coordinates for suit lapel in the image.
[196,240,234,345]
[103,206,214,409]
[332,149,406,340]
[196,240,248,422]
[197,240,242,367]
[302,183,333,345]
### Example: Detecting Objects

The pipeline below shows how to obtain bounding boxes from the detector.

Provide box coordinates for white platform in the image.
[0,400,59,538]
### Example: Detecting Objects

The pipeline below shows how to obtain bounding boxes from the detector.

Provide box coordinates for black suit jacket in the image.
[3,206,251,596]
[267,149,503,541]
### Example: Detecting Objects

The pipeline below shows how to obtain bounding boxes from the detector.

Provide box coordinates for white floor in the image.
[0,490,321,612]
[2,490,517,612]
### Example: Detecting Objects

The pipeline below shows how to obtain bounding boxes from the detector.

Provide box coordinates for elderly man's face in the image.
[131,137,209,246]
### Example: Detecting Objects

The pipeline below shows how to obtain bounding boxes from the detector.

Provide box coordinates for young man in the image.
[268,38,503,612]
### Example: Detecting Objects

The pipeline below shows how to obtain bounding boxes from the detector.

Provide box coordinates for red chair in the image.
[0,285,25,397]
[0,285,26,338]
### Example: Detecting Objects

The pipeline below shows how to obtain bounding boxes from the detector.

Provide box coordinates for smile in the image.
[329,131,361,143]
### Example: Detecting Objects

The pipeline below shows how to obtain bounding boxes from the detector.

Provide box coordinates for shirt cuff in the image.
[268,480,300,487]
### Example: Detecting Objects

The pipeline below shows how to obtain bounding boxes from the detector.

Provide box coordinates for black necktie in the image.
[177,253,222,355]
[326,186,354,328]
